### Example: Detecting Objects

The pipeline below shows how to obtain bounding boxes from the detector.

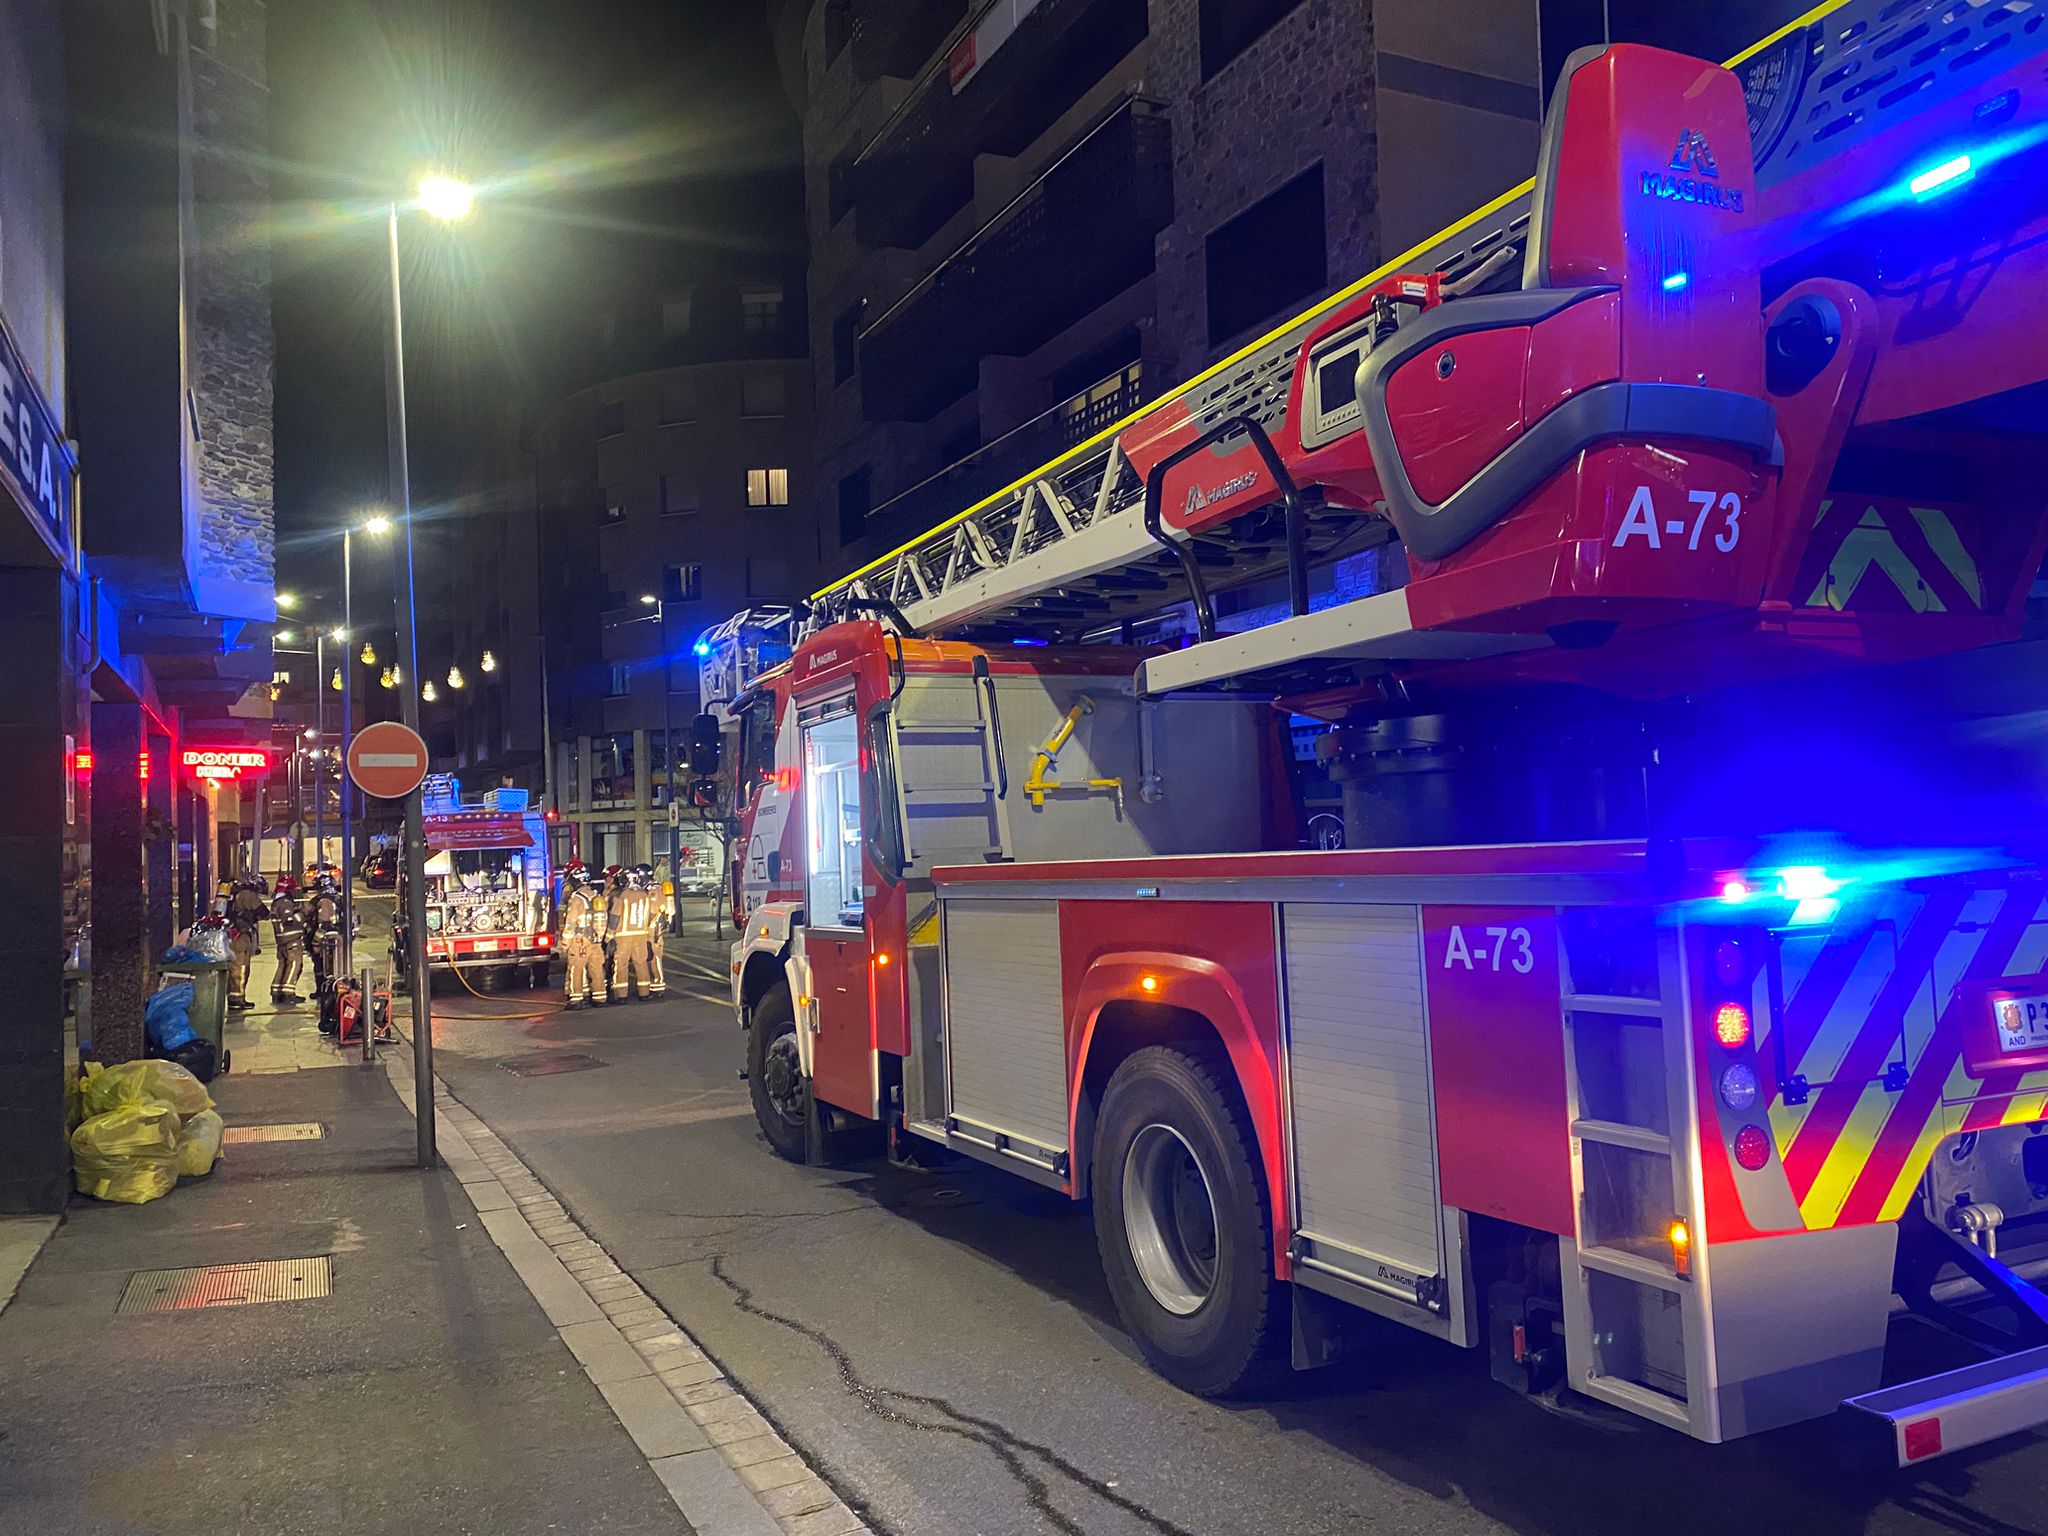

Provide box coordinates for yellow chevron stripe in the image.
[1907,505,1983,609]
[1874,1058,1978,1222]
[1806,503,1945,613]
[1800,1081,1897,1228]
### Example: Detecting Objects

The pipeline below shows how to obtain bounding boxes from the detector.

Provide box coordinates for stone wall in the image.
[1146,0,1379,384]
[188,0,275,594]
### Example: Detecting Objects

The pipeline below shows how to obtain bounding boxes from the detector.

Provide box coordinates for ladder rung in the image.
[1564,993,1665,1019]
[1576,1244,1685,1293]
[1572,1118,1671,1155]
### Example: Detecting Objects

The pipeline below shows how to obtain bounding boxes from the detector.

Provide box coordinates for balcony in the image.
[854,0,1150,250]
[861,361,1147,550]
[850,0,970,82]
[858,96,1170,422]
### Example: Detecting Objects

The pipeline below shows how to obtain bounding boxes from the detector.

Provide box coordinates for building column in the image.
[176,780,198,930]
[90,700,148,1064]
[0,568,75,1210]
[145,728,174,962]
[195,781,215,906]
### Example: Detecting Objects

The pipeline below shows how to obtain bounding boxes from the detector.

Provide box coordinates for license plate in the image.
[1995,994,2048,1053]
[473,938,501,953]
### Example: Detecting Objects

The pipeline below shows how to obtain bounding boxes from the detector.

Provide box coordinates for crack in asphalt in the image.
[709,1256,1197,1536]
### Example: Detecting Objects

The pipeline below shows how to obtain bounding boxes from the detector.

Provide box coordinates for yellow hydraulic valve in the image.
[1024,695,1123,812]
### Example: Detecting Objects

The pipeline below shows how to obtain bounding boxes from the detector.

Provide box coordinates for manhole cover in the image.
[117,1257,332,1314]
[501,1052,607,1077]
[223,1122,325,1145]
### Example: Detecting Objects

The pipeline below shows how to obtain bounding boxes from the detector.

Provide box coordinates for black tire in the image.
[1092,1045,1286,1397]
[748,982,810,1163]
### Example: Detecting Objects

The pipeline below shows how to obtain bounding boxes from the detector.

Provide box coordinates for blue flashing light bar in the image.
[692,640,711,657]
[1908,153,1973,199]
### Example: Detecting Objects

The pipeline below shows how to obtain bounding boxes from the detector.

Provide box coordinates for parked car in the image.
[360,850,396,889]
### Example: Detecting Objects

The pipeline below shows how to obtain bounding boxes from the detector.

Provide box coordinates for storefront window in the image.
[590,820,638,872]
[563,739,582,812]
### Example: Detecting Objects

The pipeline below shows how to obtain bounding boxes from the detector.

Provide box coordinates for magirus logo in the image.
[1640,128,1743,212]
[1182,471,1258,520]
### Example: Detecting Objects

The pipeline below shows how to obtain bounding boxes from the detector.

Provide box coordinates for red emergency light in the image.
[181,746,272,782]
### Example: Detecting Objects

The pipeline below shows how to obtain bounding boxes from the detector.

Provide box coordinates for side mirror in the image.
[689,713,722,776]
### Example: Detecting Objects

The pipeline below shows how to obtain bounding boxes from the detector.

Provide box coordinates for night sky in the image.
[266,0,798,611]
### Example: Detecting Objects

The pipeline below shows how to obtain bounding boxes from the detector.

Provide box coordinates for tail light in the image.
[1668,1219,1693,1278]
[1733,1124,1772,1170]
[1713,1001,1752,1048]
[1718,1062,1759,1111]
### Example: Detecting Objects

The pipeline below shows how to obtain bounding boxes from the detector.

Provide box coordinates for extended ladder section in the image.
[749,0,2048,709]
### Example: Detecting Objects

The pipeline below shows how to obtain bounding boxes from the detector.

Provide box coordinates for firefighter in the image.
[306,871,343,1031]
[601,864,626,996]
[637,862,672,998]
[269,875,306,1004]
[224,876,267,1011]
[607,864,656,1002]
[557,862,606,1009]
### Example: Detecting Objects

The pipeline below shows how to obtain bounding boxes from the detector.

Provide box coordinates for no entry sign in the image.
[346,721,431,800]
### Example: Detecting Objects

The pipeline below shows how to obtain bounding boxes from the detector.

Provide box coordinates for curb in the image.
[382,1050,870,1536]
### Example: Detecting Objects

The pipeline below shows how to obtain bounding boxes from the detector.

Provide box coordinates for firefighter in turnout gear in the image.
[558,862,606,1008]
[635,862,671,997]
[224,877,266,1010]
[607,864,657,1001]
[306,872,343,1031]
[269,877,306,1004]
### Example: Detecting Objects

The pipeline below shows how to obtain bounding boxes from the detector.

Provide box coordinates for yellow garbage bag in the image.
[82,1058,213,1119]
[66,1063,100,1134]
[71,1102,182,1205]
[176,1108,225,1178]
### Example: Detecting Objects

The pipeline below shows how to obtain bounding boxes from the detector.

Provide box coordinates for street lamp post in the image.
[386,180,471,1169]
[638,595,679,903]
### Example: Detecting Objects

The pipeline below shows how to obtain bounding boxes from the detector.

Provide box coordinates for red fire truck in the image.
[696,3,2048,1461]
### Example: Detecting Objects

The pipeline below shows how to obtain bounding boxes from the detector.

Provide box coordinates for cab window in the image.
[802,708,863,928]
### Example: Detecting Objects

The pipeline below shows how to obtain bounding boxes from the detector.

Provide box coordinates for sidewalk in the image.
[0,952,694,1535]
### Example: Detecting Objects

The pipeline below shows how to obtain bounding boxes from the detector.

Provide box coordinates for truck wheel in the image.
[748,982,810,1163]
[1092,1045,1284,1397]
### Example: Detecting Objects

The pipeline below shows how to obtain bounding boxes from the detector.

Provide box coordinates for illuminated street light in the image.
[360,641,377,665]
[447,665,466,689]
[422,680,439,703]
[480,649,497,673]
[329,626,346,643]
[380,666,396,689]
[639,593,658,606]
[417,173,476,222]
[329,669,343,692]
[275,629,296,645]
[276,591,298,611]
[363,513,392,537]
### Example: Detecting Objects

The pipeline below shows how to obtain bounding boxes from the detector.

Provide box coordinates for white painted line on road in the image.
[379,1048,871,1536]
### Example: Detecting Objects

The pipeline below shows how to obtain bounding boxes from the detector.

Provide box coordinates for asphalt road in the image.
[357,894,2048,1536]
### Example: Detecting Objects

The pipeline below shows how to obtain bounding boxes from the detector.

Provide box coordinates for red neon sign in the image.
[181,746,272,782]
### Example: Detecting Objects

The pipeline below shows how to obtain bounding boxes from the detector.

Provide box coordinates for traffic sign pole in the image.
[346,718,434,1167]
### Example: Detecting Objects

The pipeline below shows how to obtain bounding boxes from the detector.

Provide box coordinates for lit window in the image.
[665,563,703,602]
[746,468,790,507]
[742,284,784,333]
[661,292,692,337]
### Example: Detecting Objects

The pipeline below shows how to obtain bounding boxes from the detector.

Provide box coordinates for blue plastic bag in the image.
[145,982,197,1051]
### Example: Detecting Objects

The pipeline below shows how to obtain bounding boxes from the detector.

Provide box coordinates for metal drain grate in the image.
[222,1122,325,1145]
[117,1257,332,1314]
[501,1052,607,1077]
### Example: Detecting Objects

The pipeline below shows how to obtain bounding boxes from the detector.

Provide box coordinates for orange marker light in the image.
[1713,1001,1752,1049]
[873,951,890,968]
[1669,1219,1692,1278]
[1140,975,1159,994]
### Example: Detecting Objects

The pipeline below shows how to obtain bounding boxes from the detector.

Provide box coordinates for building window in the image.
[665,563,703,602]
[592,734,637,810]
[1206,165,1328,346]
[741,284,785,333]
[833,303,862,385]
[608,665,631,699]
[1200,0,1302,80]
[603,485,627,523]
[838,466,871,546]
[590,820,638,869]
[746,467,790,507]
[740,372,787,418]
[660,472,699,516]
[658,378,695,425]
[661,292,692,337]
[596,398,626,438]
